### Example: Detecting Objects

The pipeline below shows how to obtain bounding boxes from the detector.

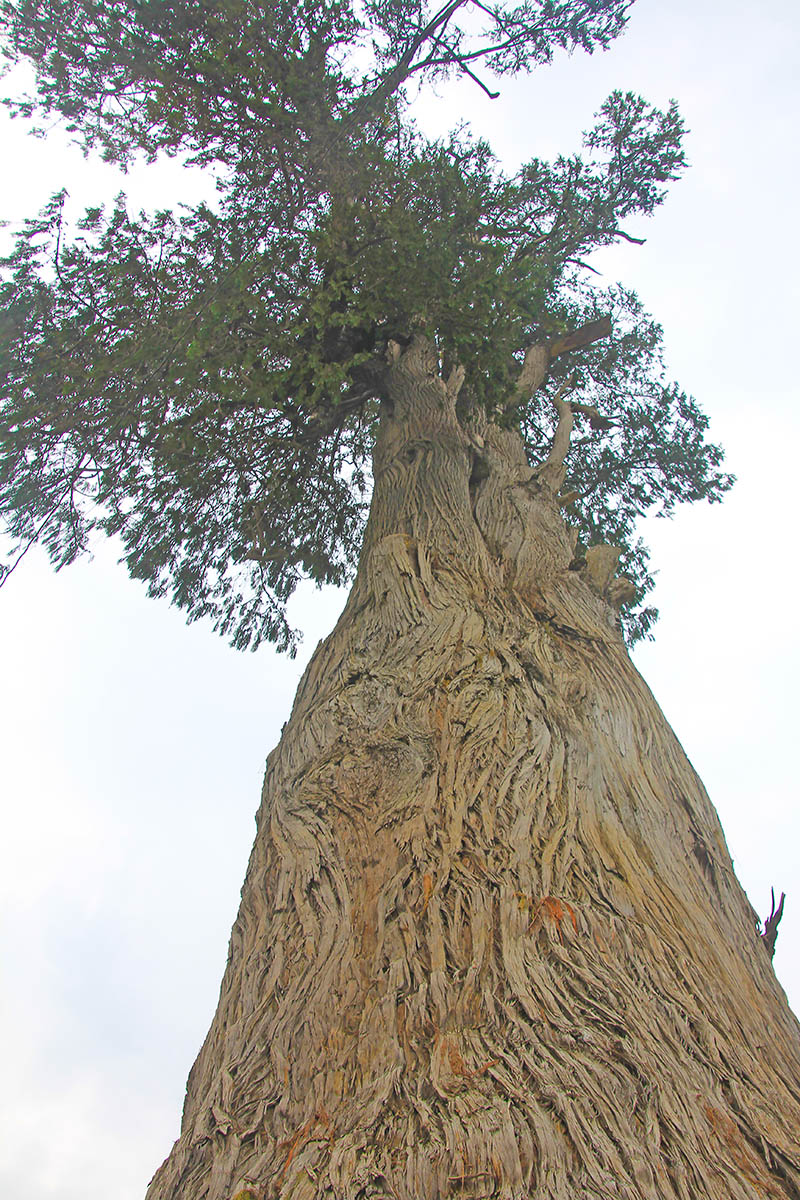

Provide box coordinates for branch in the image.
[465,0,514,34]
[571,401,615,430]
[761,889,785,959]
[511,341,549,406]
[414,33,530,72]
[543,374,577,481]
[547,316,612,359]
[565,257,603,277]
[347,0,467,127]
[611,227,647,245]
[510,315,612,407]
[456,59,500,99]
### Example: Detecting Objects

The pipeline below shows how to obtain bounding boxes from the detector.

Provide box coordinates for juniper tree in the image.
[1,0,727,648]
[2,2,799,1198]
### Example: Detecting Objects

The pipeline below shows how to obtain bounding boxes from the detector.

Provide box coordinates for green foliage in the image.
[0,0,733,648]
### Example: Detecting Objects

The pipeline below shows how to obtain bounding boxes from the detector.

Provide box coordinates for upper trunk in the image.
[146,337,800,1200]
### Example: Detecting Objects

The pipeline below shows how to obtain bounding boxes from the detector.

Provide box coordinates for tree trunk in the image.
[146,337,800,1200]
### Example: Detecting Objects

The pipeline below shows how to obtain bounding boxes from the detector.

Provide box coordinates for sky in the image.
[0,2,798,1197]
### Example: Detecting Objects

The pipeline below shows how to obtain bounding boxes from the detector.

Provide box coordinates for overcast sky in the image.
[1,2,798,1198]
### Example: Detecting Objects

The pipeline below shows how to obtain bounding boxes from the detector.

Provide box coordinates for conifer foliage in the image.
[0,0,732,649]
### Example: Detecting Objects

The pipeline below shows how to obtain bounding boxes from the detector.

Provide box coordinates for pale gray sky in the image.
[1,2,798,1198]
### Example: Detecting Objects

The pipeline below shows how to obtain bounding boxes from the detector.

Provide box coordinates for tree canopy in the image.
[0,0,733,650]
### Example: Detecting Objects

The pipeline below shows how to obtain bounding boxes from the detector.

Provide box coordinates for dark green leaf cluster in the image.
[0,0,733,648]
[0,0,628,170]
[1,0,361,168]
[0,190,370,649]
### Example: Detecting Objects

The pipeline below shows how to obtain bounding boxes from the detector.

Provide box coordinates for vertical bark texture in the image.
[147,338,800,1200]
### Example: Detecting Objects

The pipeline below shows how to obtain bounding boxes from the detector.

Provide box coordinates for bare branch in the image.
[571,401,615,430]
[547,316,613,359]
[543,374,577,483]
[510,316,612,411]
[456,59,500,99]
[611,227,647,245]
[414,33,532,72]
[348,0,468,126]
[761,889,786,959]
[566,257,604,276]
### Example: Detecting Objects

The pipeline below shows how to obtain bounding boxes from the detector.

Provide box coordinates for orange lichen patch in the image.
[448,1040,469,1077]
[703,1104,783,1197]
[433,697,448,733]
[430,1032,477,1098]
[432,1031,499,1100]
[317,1106,333,1141]
[529,895,579,943]
[277,1119,313,1184]
[593,928,609,955]
[277,1109,334,1186]
[420,871,434,915]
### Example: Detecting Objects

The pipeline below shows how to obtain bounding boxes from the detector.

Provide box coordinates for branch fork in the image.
[510,315,612,490]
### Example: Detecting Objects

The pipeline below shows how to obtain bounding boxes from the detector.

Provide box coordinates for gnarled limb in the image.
[541,374,577,491]
[507,316,613,492]
[510,315,613,408]
[547,314,613,359]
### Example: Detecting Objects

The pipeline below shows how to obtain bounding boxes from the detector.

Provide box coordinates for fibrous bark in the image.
[147,337,800,1200]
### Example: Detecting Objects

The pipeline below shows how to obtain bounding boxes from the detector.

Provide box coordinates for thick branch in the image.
[543,375,576,482]
[570,401,615,430]
[547,315,613,359]
[511,315,612,407]
[512,342,550,407]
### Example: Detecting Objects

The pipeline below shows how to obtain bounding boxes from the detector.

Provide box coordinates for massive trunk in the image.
[147,338,800,1200]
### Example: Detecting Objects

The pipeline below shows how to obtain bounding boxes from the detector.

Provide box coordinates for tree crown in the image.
[0,0,732,649]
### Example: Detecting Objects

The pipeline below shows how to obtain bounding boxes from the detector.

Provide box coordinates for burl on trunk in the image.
[147,337,800,1200]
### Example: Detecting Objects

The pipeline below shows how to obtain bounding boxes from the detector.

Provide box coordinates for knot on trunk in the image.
[386,333,441,388]
[579,544,636,609]
[430,1033,471,1098]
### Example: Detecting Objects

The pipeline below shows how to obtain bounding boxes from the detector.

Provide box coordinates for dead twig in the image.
[761,889,785,958]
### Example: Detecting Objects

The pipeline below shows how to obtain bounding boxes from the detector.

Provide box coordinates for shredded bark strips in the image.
[146,337,800,1200]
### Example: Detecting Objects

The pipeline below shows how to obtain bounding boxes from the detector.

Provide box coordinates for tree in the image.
[1,2,799,1198]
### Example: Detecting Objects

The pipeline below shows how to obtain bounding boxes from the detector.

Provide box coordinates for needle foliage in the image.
[0,0,732,649]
